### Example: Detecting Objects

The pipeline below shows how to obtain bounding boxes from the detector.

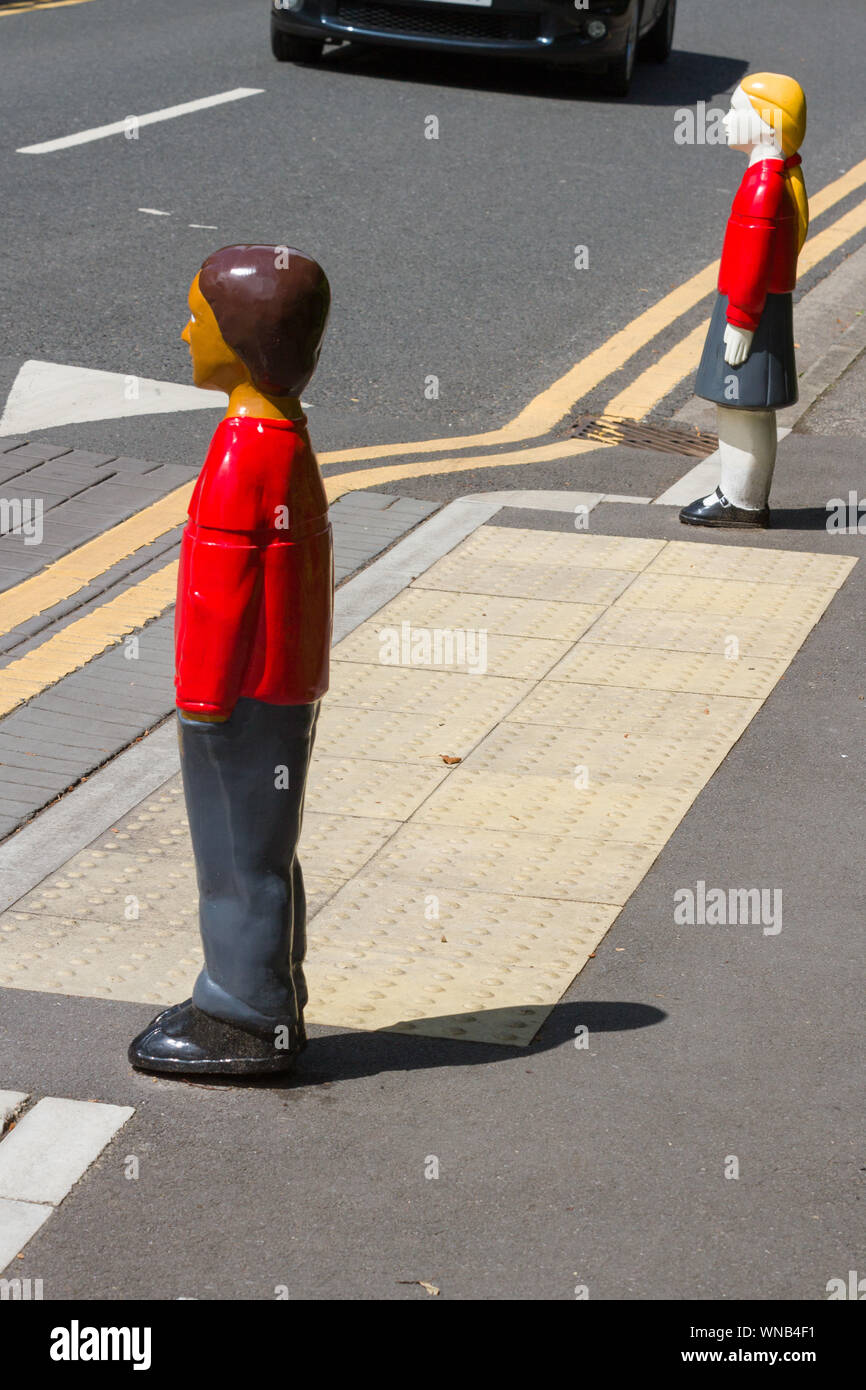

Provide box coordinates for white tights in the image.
[716,405,777,510]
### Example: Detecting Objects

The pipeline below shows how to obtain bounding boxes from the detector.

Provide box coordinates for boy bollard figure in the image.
[129,245,333,1076]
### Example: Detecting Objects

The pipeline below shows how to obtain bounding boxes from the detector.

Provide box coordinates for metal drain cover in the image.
[570,414,718,458]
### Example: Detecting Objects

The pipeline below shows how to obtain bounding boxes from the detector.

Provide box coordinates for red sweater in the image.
[174,416,333,717]
[718,155,801,331]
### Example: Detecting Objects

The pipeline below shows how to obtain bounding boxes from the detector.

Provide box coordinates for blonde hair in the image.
[743,72,809,253]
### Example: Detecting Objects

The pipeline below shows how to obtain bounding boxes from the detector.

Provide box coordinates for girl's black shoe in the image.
[679,487,769,529]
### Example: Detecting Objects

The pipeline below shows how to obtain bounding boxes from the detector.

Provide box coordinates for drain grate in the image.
[570,414,719,458]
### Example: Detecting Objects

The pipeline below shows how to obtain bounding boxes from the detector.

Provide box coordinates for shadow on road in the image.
[308,44,750,106]
[169,999,668,1091]
[771,508,837,531]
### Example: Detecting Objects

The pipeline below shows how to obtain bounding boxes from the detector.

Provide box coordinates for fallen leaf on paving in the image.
[440,754,462,764]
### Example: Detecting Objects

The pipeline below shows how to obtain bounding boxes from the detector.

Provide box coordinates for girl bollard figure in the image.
[129,244,333,1076]
[680,74,809,529]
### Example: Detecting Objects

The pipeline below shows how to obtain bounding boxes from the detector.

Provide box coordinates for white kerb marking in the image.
[17,88,264,154]
[0,1097,134,1205]
[0,1198,53,1272]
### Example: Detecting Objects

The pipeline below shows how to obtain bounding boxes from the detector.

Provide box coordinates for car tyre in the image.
[271,28,325,64]
[601,2,638,97]
[640,0,676,63]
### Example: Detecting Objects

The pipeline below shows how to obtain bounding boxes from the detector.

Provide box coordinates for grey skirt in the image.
[695,291,797,411]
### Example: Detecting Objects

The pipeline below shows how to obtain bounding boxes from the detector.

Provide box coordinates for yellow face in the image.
[181,275,247,392]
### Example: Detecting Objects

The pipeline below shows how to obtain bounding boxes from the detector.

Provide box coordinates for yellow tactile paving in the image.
[310,877,618,962]
[0,526,856,1044]
[306,880,619,1043]
[540,646,790,700]
[465,721,731,789]
[305,755,449,821]
[326,662,532,720]
[415,557,637,605]
[0,911,203,1002]
[333,621,571,681]
[364,589,605,642]
[306,956,557,1045]
[418,527,664,572]
[504,680,760,737]
[314,704,508,764]
[414,770,696,844]
[579,606,821,660]
[648,540,856,589]
[613,573,841,624]
[362,822,658,907]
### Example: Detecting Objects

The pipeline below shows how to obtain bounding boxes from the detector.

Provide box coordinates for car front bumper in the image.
[271,0,636,68]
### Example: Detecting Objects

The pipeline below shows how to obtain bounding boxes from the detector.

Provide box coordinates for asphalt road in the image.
[2,0,866,471]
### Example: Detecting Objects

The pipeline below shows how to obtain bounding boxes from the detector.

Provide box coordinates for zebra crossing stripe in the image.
[0,1096,134,1271]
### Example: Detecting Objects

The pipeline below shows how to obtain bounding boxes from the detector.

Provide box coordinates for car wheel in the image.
[640,0,676,63]
[271,28,325,64]
[602,2,638,97]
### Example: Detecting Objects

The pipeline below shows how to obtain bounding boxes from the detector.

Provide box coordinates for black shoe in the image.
[128,999,303,1076]
[679,487,769,529]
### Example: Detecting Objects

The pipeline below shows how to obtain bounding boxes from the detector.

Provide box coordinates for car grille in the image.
[334,2,540,43]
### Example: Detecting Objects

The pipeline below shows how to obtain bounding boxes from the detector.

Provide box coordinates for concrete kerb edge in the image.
[0,489,606,909]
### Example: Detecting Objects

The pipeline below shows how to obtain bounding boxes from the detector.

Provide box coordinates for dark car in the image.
[271,0,675,96]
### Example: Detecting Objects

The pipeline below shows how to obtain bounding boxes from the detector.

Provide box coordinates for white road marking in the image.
[0,1197,53,1271]
[189,224,218,229]
[0,360,314,434]
[0,1097,133,1206]
[16,87,263,154]
[653,452,721,506]
[139,207,171,216]
[0,1091,29,1133]
[0,359,223,435]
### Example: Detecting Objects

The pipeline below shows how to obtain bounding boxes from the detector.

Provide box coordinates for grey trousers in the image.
[177,697,320,1034]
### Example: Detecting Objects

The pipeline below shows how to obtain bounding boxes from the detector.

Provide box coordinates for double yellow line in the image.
[0,0,95,17]
[2,157,866,718]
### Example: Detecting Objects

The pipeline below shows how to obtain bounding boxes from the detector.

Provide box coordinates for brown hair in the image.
[198,244,330,396]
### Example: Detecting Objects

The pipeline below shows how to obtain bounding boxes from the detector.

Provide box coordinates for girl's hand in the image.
[723,324,755,366]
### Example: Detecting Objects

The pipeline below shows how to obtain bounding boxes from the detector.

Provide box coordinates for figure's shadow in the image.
[771,507,850,531]
[315,43,749,106]
[167,1000,666,1090]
